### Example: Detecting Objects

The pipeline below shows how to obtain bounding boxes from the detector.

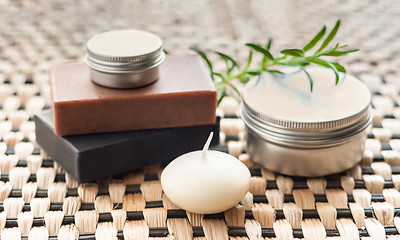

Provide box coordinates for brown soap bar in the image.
[51,55,217,136]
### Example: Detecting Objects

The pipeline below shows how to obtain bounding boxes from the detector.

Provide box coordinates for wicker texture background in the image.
[0,0,400,239]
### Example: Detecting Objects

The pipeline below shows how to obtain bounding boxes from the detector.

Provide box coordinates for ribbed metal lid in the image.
[241,67,371,137]
[86,29,163,67]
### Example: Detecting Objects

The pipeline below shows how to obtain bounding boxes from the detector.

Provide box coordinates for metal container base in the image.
[89,66,160,89]
[245,126,367,177]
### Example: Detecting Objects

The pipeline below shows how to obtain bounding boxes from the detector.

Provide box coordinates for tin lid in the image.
[86,29,164,72]
[241,67,371,139]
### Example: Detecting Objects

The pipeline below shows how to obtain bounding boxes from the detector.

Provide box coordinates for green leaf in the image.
[212,72,224,80]
[267,39,272,50]
[301,68,314,92]
[190,47,214,80]
[163,49,169,55]
[333,69,339,85]
[306,57,339,84]
[238,76,250,83]
[322,49,359,56]
[245,43,274,60]
[217,89,227,106]
[317,44,358,57]
[331,62,346,73]
[344,48,360,54]
[316,19,341,53]
[305,57,330,68]
[317,48,336,56]
[281,48,304,57]
[298,61,311,67]
[215,51,239,72]
[266,70,284,74]
[247,71,261,76]
[336,44,348,49]
[333,43,339,49]
[246,51,253,69]
[226,82,241,97]
[303,26,326,52]
[284,58,310,67]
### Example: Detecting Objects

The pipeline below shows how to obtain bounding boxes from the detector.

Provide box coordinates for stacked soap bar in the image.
[35,55,219,182]
[35,110,219,182]
[51,55,217,136]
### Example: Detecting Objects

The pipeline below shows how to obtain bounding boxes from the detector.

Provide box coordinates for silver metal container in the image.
[240,67,371,176]
[86,29,165,89]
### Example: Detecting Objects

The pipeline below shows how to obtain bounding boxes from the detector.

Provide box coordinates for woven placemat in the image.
[0,0,400,239]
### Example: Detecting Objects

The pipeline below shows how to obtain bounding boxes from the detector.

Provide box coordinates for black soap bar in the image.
[34,110,220,182]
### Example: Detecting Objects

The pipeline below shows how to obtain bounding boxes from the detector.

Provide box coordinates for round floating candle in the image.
[161,132,251,214]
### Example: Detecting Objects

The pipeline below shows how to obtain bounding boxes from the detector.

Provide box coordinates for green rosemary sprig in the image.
[191,20,359,105]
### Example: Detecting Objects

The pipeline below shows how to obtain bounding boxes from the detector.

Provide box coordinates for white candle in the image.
[161,132,251,214]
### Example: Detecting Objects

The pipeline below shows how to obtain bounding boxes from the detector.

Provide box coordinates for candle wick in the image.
[202,132,214,161]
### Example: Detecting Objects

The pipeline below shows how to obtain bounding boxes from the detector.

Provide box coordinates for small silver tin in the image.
[240,67,371,176]
[86,29,165,89]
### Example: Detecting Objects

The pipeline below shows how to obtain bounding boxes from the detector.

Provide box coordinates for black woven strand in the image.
[0,192,390,212]
[16,225,400,239]
[4,208,400,228]
[2,175,397,200]
[0,194,386,213]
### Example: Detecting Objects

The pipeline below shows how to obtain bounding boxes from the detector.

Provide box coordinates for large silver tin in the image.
[240,67,372,176]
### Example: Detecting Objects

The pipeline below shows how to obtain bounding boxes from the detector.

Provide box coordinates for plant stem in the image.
[192,20,358,106]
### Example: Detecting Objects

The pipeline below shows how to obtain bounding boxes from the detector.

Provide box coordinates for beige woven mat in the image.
[0,0,400,239]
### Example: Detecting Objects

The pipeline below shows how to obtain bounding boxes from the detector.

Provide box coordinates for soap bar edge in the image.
[34,114,80,178]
